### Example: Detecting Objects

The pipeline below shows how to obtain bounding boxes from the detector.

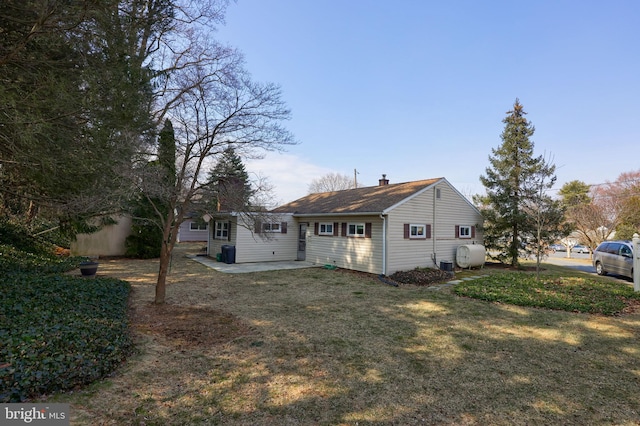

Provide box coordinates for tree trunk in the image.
[155,209,179,304]
[155,241,171,304]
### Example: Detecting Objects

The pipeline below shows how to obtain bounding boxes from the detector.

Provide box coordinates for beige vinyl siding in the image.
[235,216,297,262]
[385,181,483,274]
[385,186,436,274]
[305,215,383,274]
[209,215,297,263]
[71,215,132,256]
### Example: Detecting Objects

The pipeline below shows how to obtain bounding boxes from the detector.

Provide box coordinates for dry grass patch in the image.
[46,245,640,425]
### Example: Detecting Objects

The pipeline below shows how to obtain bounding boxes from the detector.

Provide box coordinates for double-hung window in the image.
[215,221,229,239]
[347,223,365,237]
[458,225,472,238]
[410,224,426,239]
[319,223,333,236]
[263,222,281,233]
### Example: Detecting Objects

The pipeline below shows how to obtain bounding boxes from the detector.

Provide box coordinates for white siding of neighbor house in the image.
[305,215,384,274]
[208,214,297,263]
[384,181,484,275]
[177,219,209,242]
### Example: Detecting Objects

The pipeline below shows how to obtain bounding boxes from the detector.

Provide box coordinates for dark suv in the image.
[592,240,633,279]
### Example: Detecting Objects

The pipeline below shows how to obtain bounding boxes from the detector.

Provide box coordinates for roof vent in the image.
[379,174,389,186]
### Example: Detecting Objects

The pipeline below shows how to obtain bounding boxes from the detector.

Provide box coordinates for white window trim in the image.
[409,224,427,239]
[263,222,281,233]
[215,221,229,240]
[319,222,334,236]
[459,225,472,238]
[347,222,365,237]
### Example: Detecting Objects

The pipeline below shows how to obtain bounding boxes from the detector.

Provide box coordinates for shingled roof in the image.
[271,178,442,215]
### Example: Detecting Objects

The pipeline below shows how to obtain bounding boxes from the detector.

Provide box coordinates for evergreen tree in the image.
[558,180,592,208]
[476,99,549,267]
[125,120,176,259]
[0,0,156,235]
[158,120,177,188]
[203,147,254,212]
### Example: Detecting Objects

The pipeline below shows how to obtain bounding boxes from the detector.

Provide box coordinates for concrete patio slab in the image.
[187,255,321,274]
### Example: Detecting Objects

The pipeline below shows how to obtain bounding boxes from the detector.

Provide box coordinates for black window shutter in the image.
[471,226,476,238]
[281,222,287,234]
[404,224,410,239]
[426,224,432,239]
[333,222,339,236]
[455,225,460,238]
[314,222,319,235]
[254,221,262,234]
[365,223,372,238]
[227,221,232,241]
[341,222,347,237]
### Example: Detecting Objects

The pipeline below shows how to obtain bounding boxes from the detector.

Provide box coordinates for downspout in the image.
[432,185,438,267]
[207,219,212,256]
[380,213,387,276]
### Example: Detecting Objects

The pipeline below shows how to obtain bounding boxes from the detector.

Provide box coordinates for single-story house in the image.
[206,176,484,275]
[177,216,209,242]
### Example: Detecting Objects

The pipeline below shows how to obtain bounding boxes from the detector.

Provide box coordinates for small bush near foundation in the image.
[389,268,453,286]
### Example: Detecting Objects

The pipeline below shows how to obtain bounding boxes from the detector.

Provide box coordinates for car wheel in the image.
[595,262,606,276]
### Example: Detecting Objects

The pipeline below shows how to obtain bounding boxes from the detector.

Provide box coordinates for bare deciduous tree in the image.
[308,173,357,194]
[144,13,295,303]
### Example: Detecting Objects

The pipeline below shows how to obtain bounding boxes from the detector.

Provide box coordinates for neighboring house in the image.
[71,215,132,257]
[206,176,484,275]
[177,217,209,242]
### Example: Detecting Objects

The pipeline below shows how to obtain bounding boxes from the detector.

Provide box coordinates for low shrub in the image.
[0,274,132,402]
[0,220,54,257]
[389,267,453,286]
[0,244,81,275]
[453,272,640,315]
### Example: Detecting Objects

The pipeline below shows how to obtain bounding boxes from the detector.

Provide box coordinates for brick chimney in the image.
[378,174,389,186]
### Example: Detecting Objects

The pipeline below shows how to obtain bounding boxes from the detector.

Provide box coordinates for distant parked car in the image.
[592,240,633,279]
[572,245,590,254]
[549,244,566,252]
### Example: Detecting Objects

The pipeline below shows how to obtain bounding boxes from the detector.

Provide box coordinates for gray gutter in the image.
[290,212,383,217]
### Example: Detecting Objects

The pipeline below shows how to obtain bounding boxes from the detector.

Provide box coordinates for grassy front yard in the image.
[49,246,640,425]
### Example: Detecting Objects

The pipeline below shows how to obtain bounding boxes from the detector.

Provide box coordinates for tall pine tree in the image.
[476,99,548,267]
[204,147,254,212]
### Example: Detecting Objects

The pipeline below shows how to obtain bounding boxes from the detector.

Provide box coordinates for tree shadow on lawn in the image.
[66,252,640,425]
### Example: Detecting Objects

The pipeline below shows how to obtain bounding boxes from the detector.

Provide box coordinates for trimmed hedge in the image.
[0,273,132,402]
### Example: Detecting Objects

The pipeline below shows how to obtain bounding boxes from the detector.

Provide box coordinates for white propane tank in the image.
[456,244,486,268]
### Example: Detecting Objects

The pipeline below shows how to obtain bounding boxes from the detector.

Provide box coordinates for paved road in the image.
[543,251,633,283]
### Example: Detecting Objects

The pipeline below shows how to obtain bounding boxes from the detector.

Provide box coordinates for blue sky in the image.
[215,1,640,204]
